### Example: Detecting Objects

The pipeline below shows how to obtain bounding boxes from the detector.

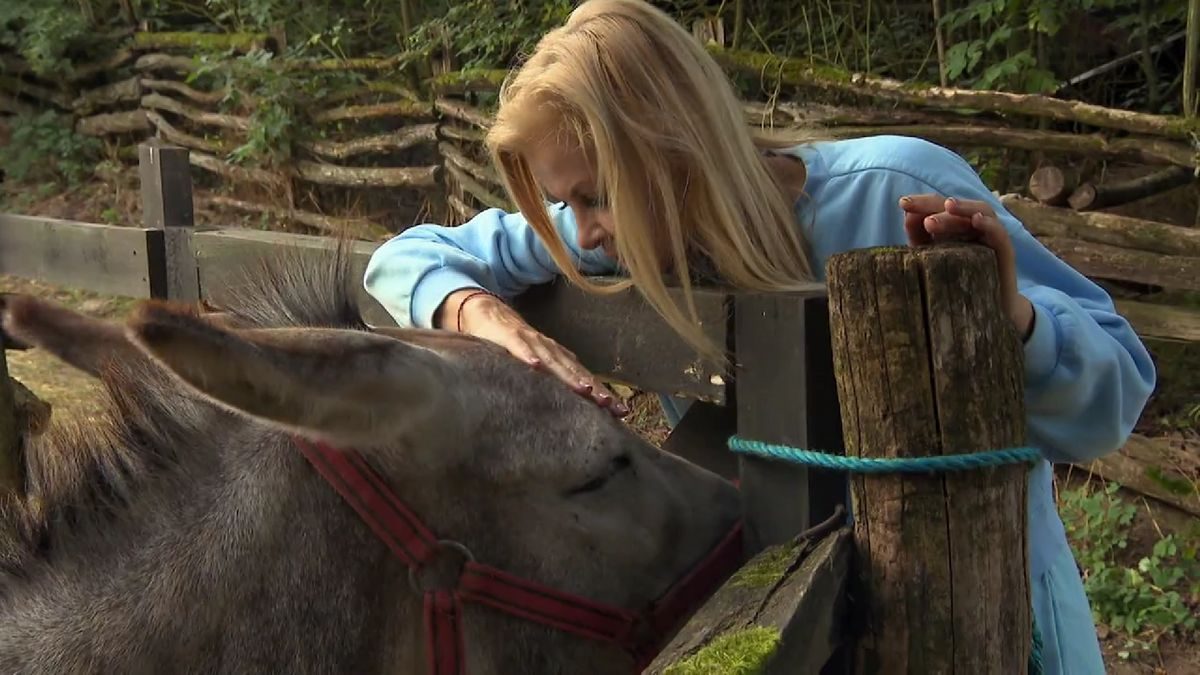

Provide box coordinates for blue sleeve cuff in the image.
[410,268,485,329]
[1023,300,1062,386]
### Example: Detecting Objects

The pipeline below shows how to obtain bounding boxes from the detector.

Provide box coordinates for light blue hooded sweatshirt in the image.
[364,135,1155,674]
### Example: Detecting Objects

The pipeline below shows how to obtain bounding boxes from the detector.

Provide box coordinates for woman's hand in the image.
[439,288,629,416]
[899,195,1035,340]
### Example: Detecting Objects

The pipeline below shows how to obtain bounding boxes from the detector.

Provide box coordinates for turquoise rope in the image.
[727,435,1041,473]
[727,434,1045,672]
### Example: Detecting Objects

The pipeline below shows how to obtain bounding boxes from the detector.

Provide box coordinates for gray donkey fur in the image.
[0,244,741,674]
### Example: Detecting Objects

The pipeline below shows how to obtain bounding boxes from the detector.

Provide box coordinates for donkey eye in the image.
[566,454,631,496]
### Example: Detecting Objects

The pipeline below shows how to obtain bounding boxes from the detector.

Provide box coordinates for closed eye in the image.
[566,454,631,496]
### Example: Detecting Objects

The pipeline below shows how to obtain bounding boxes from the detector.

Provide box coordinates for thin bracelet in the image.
[456,289,500,333]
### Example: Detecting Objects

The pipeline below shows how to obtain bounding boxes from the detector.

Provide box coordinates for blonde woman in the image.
[365,1,1154,671]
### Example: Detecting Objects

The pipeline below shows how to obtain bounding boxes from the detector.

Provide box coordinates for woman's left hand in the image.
[899,194,1035,340]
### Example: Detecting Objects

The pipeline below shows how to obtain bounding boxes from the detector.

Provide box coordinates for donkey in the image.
[0,244,742,674]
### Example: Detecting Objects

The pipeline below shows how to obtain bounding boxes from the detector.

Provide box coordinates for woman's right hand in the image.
[439,288,629,417]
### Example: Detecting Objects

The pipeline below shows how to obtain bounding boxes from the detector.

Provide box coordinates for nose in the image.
[575,216,606,251]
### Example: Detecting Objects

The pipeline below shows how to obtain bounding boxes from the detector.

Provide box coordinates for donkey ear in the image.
[1,293,136,377]
[125,301,465,448]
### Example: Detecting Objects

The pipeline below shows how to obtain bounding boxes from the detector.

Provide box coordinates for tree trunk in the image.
[188,150,288,192]
[825,243,1031,674]
[303,124,438,160]
[1037,237,1200,291]
[68,48,136,83]
[0,74,72,109]
[446,194,478,224]
[293,160,439,188]
[710,46,1198,139]
[1000,194,1200,257]
[1068,166,1197,211]
[440,123,486,143]
[1072,434,1200,518]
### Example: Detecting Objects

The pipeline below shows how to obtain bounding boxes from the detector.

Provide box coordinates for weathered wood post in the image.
[826,243,1031,673]
[0,343,19,493]
[140,139,200,302]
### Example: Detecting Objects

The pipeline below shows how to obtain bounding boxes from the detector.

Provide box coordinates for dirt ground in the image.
[1,272,1196,673]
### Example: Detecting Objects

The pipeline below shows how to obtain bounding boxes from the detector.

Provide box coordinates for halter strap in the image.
[293,437,744,674]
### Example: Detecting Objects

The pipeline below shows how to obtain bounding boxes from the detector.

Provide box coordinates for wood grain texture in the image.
[826,244,1030,674]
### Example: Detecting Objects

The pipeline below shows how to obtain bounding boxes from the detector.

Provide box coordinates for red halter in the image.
[293,437,745,674]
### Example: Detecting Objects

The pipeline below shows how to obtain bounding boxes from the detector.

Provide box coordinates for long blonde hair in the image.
[485,0,815,364]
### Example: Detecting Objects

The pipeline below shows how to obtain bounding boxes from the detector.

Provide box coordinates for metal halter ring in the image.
[408,539,476,595]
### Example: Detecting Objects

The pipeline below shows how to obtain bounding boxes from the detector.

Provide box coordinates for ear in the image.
[0,293,137,377]
[124,301,465,448]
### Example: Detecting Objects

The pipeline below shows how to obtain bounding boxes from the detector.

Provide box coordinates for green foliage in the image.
[406,0,574,71]
[0,110,101,186]
[189,46,360,167]
[1060,481,1200,658]
[0,0,96,77]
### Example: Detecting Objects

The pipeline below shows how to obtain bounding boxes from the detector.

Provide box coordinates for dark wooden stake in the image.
[735,290,845,553]
[826,244,1030,674]
[140,139,200,302]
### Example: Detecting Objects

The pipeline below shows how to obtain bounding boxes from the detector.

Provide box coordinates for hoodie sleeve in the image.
[363,203,618,328]
[807,136,1156,464]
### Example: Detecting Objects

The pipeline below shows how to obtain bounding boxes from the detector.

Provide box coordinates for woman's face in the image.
[526,137,617,258]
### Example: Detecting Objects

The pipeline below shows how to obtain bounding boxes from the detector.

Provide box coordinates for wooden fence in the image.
[0,139,1069,672]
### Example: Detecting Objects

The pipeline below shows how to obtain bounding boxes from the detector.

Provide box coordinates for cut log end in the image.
[1028,165,1078,206]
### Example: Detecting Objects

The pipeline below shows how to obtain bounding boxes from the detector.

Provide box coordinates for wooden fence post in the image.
[0,343,19,494]
[735,290,846,553]
[826,243,1031,673]
[140,139,200,302]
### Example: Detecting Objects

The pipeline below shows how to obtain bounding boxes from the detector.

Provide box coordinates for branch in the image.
[67,48,136,83]
[1001,194,1200,257]
[310,99,433,124]
[73,76,142,115]
[145,109,233,155]
[140,78,229,106]
[303,123,437,160]
[446,193,479,223]
[0,74,72,109]
[439,141,501,187]
[434,97,491,129]
[428,68,508,95]
[134,53,197,76]
[440,123,486,143]
[141,93,251,132]
[0,92,35,115]
[1037,236,1200,291]
[798,124,1197,168]
[283,51,424,73]
[131,31,271,53]
[1068,166,1197,211]
[709,46,1200,139]
[189,150,288,191]
[445,163,509,211]
[293,160,439,188]
[75,109,150,136]
[199,194,389,240]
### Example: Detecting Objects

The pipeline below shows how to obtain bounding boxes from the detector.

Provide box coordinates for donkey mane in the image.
[1,241,367,579]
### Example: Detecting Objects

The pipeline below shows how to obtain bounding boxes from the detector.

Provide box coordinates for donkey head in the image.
[0,266,741,673]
